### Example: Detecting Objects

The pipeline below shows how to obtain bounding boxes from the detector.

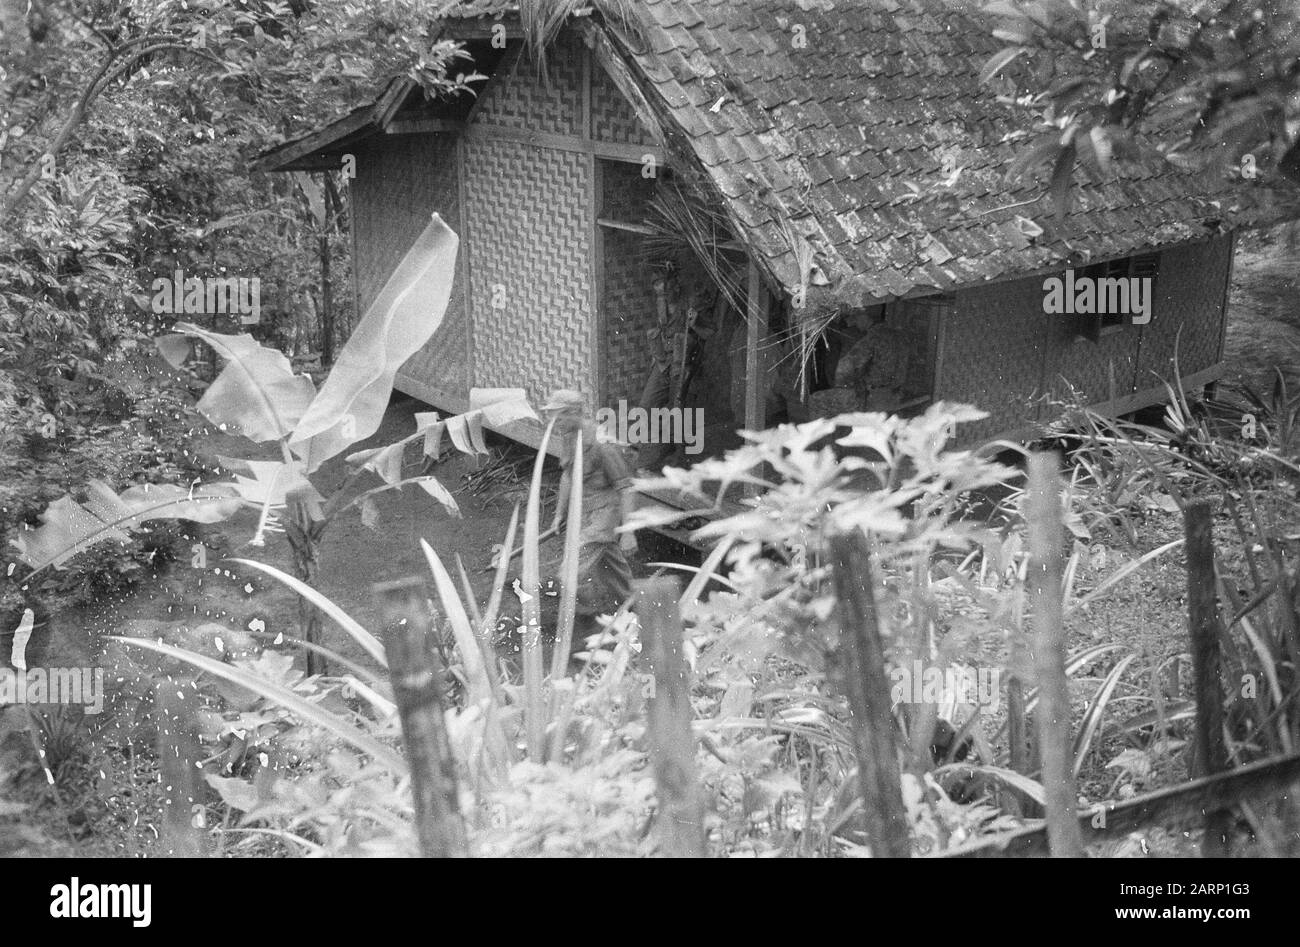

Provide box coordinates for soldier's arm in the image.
[601,444,639,548]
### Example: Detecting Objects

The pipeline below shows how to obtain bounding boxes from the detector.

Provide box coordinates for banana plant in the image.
[10,215,536,674]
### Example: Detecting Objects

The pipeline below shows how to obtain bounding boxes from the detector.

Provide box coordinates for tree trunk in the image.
[287,510,325,677]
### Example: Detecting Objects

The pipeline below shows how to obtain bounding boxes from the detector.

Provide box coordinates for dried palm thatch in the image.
[643,176,748,317]
[519,0,642,78]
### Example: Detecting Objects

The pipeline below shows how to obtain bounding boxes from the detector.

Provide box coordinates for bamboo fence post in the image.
[1183,499,1231,856]
[637,577,707,857]
[155,686,206,857]
[829,533,911,857]
[1026,452,1084,857]
[374,577,467,858]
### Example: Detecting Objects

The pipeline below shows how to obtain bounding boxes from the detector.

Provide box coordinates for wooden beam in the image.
[253,107,377,171]
[455,135,475,403]
[743,262,770,498]
[942,750,1300,858]
[463,122,662,164]
[255,78,417,172]
[591,150,606,404]
[385,119,466,135]
[576,19,668,148]
[580,36,592,141]
[597,217,656,235]
[374,77,419,127]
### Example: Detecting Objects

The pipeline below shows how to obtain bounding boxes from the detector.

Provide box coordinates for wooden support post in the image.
[1026,452,1084,857]
[637,577,706,857]
[155,687,206,857]
[829,533,911,857]
[374,577,467,858]
[319,172,335,365]
[744,262,769,499]
[1184,499,1231,856]
[743,261,767,435]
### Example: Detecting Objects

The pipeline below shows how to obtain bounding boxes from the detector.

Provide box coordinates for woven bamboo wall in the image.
[934,278,1048,442]
[351,133,469,406]
[591,61,657,147]
[937,234,1233,442]
[456,33,594,411]
[1131,237,1232,384]
[473,35,583,135]
[463,156,591,406]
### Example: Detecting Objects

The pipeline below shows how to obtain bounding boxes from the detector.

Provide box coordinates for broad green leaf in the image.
[159,324,316,442]
[289,214,459,472]
[113,636,407,775]
[227,557,387,668]
[469,388,538,427]
[12,479,243,572]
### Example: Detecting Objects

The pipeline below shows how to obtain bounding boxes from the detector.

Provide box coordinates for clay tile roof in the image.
[609,0,1298,305]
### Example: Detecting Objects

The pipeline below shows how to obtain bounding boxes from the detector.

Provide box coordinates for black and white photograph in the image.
[1,0,1299,908]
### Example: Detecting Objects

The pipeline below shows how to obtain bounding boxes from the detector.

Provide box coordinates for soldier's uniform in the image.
[635,271,715,470]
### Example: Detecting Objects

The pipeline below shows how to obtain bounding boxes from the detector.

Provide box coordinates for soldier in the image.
[543,389,640,655]
[635,266,716,472]
[833,308,909,410]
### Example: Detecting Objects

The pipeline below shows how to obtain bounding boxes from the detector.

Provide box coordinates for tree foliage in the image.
[973,0,1300,213]
[0,0,475,614]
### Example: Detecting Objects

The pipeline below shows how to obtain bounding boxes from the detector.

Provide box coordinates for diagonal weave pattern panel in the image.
[591,62,657,147]
[464,136,593,407]
[473,33,583,136]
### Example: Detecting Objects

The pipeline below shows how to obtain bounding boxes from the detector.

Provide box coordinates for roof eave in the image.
[253,77,419,173]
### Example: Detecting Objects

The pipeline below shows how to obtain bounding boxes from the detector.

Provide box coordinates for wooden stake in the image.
[1184,499,1231,856]
[1026,452,1084,857]
[829,533,911,857]
[637,577,706,857]
[374,577,467,858]
[743,261,768,498]
[945,750,1300,857]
